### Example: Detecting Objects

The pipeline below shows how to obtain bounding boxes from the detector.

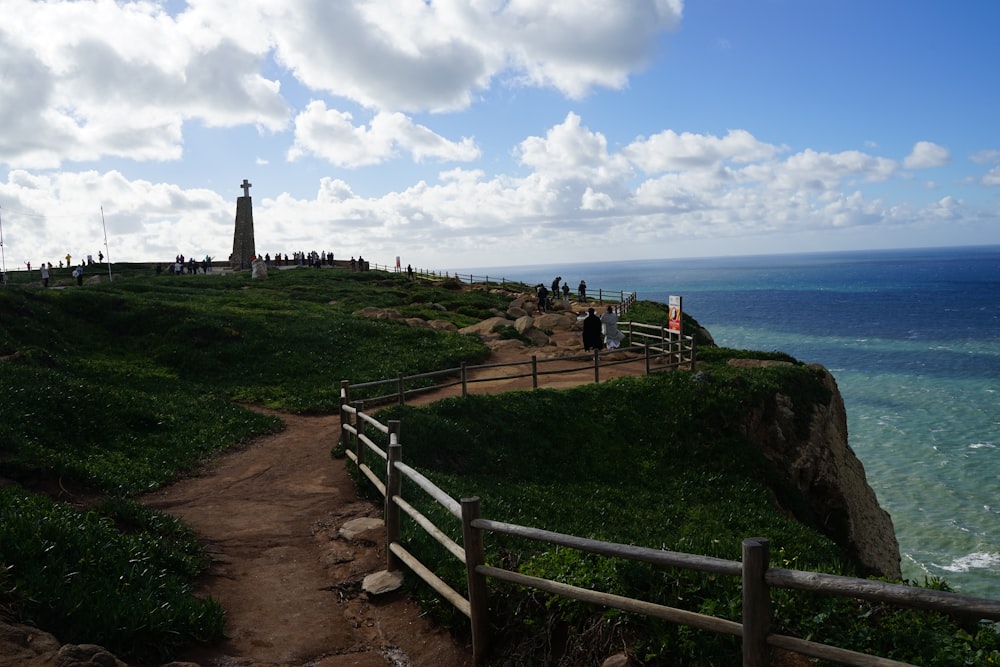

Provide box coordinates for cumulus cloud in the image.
[288,102,480,167]
[903,141,950,169]
[0,1,289,168]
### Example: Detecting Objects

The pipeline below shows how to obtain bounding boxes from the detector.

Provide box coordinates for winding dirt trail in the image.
[141,336,649,667]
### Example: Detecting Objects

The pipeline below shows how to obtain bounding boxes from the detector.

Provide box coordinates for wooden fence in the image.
[339,395,1000,666]
[339,318,693,408]
[366,264,636,309]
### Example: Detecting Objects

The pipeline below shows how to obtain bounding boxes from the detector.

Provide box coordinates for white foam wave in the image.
[935,552,1000,573]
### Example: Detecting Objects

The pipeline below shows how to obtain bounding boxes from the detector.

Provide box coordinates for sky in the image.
[1,0,998,273]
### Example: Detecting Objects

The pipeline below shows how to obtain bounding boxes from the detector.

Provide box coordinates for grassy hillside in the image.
[1,265,997,664]
[369,362,999,666]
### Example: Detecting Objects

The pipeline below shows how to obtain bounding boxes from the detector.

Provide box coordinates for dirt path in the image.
[141,335,650,667]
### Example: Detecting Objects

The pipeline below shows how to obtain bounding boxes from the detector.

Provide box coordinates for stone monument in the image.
[230,179,256,271]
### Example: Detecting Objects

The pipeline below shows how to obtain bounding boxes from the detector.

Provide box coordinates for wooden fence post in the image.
[461,361,468,397]
[386,424,403,572]
[531,355,538,389]
[593,348,600,383]
[354,401,365,469]
[462,497,490,663]
[397,374,405,405]
[742,537,770,667]
[339,380,351,449]
[644,343,651,375]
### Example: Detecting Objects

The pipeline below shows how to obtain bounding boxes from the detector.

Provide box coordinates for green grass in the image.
[0,265,510,660]
[366,365,1000,666]
[1,264,997,665]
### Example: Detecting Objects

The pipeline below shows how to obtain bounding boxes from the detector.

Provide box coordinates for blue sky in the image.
[1,0,998,272]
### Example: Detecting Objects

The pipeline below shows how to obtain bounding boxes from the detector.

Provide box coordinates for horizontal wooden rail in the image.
[389,541,471,618]
[478,563,743,637]
[392,494,466,563]
[767,568,1000,620]
[473,517,741,577]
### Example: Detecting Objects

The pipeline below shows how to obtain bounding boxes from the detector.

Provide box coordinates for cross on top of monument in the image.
[240,179,252,197]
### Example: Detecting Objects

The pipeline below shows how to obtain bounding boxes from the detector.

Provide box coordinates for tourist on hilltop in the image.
[407,264,413,279]
[561,282,570,302]
[578,280,587,301]
[73,263,84,286]
[601,305,624,350]
[40,263,49,288]
[551,276,561,295]
[582,307,602,352]
[536,284,549,312]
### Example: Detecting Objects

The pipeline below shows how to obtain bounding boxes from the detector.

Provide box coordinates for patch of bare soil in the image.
[139,331,651,667]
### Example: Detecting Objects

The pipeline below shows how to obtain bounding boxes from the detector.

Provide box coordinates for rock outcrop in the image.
[730,359,902,579]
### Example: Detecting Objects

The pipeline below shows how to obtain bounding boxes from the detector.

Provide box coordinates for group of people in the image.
[536,276,588,312]
[582,305,624,352]
[16,253,98,288]
[157,254,213,275]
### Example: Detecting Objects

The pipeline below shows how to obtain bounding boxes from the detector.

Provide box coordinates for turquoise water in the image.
[467,246,1000,599]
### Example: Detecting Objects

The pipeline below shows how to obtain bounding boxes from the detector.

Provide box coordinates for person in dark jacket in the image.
[582,308,602,351]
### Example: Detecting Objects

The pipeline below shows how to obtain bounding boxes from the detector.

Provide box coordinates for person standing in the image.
[73,264,84,286]
[40,263,49,288]
[582,308,602,351]
[536,284,549,312]
[601,305,624,350]
[578,280,587,301]
[561,282,570,302]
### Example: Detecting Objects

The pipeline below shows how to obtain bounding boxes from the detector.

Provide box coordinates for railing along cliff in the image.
[339,389,1000,666]
[367,263,637,309]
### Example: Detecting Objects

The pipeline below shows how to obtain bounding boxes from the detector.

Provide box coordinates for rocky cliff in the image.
[730,358,902,579]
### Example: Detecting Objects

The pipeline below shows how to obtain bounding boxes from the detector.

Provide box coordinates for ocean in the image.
[464,245,1000,599]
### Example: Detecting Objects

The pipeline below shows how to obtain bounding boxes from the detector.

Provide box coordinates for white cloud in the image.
[287,102,480,167]
[0,0,288,168]
[981,166,1000,187]
[903,141,950,169]
[624,128,782,172]
[970,149,1000,165]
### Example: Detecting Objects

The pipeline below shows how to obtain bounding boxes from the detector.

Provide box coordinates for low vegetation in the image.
[368,367,1000,665]
[1,264,997,664]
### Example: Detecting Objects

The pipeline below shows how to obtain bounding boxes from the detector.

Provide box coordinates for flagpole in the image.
[0,204,7,286]
[100,206,112,282]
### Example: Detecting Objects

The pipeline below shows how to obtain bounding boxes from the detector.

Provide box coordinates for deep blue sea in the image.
[463,245,1000,599]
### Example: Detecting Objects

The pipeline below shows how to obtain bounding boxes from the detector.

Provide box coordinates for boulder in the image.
[507,305,528,319]
[356,306,403,320]
[251,257,268,279]
[428,319,458,332]
[535,313,574,330]
[459,316,511,336]
[514,315,535,335]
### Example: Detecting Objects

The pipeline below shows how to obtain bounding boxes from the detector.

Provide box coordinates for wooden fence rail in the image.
[338,392,1000,665]
[342,319,694,409]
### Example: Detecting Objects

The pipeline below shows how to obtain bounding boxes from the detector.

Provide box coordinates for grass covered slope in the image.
[0,267,512,660]
[369,357,1000,665]
[1,266,997,664]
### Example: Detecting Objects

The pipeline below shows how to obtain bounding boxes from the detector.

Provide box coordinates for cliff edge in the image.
[732,359,902,579]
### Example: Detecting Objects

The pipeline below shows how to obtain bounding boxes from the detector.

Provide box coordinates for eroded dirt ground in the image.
[142,336,649,667]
